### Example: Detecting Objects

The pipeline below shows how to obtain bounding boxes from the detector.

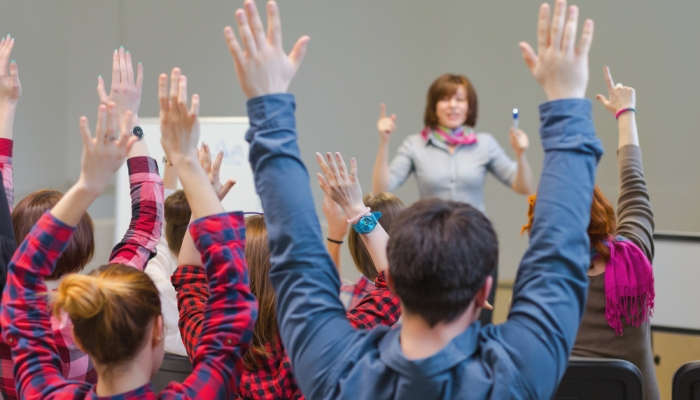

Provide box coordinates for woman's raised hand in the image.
[595,66,635,116]
[0,35,21,107]
[223,0,310,98]
[316,152,365,218]
[198,143,236,200]
[518,0,594,100]
[377,103,397,143]
[159,68,200,166]
[97,47,143,124]
[78,104,137,195]
[509,128,530,157]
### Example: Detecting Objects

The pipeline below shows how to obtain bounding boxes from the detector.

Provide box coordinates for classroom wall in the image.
[2,0,699,280]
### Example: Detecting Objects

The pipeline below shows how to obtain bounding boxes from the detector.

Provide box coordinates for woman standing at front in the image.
[372,74,535,324]
[372,73,534,213]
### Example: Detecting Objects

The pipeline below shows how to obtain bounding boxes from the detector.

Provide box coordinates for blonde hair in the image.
[53,264,161,365]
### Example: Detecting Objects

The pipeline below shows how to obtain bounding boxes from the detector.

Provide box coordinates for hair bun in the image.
[54,274,106,320]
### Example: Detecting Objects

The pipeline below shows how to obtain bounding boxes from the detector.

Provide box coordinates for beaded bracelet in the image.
[615,107,636,120]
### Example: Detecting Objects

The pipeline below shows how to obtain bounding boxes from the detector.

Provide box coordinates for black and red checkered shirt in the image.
[173,267,400,399]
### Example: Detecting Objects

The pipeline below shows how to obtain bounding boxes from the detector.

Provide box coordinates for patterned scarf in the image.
[601,236,655,336]
[421,125,477,146]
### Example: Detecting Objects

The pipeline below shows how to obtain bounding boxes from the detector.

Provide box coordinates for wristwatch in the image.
[132,125,144,140]
[352,211,382,234]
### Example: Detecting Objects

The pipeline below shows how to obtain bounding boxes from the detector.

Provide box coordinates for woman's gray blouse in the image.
[387,133,517,212]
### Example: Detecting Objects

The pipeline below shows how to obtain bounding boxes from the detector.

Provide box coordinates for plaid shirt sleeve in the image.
[109,156,164,270]
[0,212,93,399]
[160,212,258,399]
[171,264,208,361]
[0,138,13,208]
[346,272,401,329]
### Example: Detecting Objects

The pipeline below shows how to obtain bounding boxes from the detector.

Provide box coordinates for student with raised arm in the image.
[0,35,19,295]
[0,67,257,399]
[226,0,601,398]
[522,66,658,399]
[172,156,399,399]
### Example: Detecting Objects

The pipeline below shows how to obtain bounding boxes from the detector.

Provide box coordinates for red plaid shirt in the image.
[0,138,13,209]
[0,211,256,399]
[172,266,400,399]
[339,276,375,309]
[0,156,163,400]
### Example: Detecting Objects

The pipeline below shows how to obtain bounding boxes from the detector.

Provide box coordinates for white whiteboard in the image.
[114,117,261,243]
[650,232,700,332]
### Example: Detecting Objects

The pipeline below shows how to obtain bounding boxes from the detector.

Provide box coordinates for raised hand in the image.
[519,0,594,100]
[159,68,200,166]
[595,66,635,116]
[97,47,143,124]
[0,35,21,107]
[78,104,137,195]
[377,103,397,143]
[322,191,349,242]
[223,0,310,98]
[316,152,365,218]
[198,143,236,200]
[509,128,530,157]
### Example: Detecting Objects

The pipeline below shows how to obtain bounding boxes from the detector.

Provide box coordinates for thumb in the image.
[595,94,610,107]
[518,42,537,73]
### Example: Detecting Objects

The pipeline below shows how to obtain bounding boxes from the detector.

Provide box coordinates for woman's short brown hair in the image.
[348,192,405,281]
[12,190,94,280]
[424,73,478,129]
[164,190,191,256]
[521,186,616,262]
[53,263,161,366]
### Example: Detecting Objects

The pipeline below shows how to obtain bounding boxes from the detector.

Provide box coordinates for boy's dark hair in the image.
[387,198,498,327]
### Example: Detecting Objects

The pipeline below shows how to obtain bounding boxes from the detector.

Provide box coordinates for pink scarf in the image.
[602,237,655,336]
[421,126,477,146]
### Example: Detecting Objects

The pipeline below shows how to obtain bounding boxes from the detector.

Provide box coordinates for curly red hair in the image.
[521,186,616,262]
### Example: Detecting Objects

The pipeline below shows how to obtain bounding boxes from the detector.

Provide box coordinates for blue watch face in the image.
[353,213,379,234]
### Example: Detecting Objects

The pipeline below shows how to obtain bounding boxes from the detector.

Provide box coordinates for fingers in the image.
[79,116,92,147]
[603,65,614,90]
[236,8,258,59]
[224,26,244,67]
[325,152,341,182]
[560,5,578,53]
[549,0,567,50]
[536,3,551,53]
[334,152,348,181]
[158,73,169,112]
[575,18,594,56]
[136,61,143,93]
[111,49,120,90]
[244,0,266,49]
[96,75,110,103]
[0,35,15,74]
[8,60,19,86]
[190,94,200,118]
[220,180,235,199]
[315,152,333,182]
[169,67,181,110]
[316,173,331,195]
[595,94,610,107]
[289,35,310,69]
[125,50,135,86]
[518,42,537,72]
[349,157,358,182]
[266,0,283,48]
[95,104,108,143]
[213,151,224,176]
[379,103,386,119]
[118,47,128,85]
[177,75,188,116]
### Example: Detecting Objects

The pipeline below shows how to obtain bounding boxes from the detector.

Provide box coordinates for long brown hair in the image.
[242,215,277,369]
[423,73,478,129]
[348,192,405,280]
[53,264,161,366]
[164,190,191,256]
[521,186,616,262]
[12,190,94,279]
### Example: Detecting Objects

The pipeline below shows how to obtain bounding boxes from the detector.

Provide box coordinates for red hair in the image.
[521,186,616,262]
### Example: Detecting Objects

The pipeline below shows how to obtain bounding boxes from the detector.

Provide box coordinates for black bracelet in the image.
[327,237,344,245]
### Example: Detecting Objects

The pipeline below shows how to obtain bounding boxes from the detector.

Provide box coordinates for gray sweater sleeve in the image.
[616,145,655,261]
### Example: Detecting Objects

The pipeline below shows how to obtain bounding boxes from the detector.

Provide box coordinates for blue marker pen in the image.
[512,108,519,130]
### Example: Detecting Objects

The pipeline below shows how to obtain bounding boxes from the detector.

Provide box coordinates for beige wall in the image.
[2,0,699,281]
